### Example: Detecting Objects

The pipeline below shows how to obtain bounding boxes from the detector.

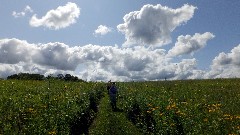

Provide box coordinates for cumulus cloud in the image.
[117,4,197,46]
[0,38,79,71]
[94,25,112,36]
[206,44,240,78]
[12,5,33,18]
[0,38,208,81]
[212,44,240,67]
[0,39,32,64]
[168,32,215,56]
[29,2,80,30]
[32,42,80,70]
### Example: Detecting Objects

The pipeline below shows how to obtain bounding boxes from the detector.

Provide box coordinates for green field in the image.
[0,79,240,134]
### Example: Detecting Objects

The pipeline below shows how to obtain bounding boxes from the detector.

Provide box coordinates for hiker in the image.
[109,82,118,111]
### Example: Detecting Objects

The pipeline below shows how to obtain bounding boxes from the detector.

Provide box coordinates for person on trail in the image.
[109,82,118,111]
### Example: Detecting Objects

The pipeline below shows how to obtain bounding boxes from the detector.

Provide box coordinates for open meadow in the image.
[0,79,240,134]
[0,79,104,134]
[117,79,240,134]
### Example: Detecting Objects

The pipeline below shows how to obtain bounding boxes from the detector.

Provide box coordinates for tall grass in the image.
[0,80,103,134]
[118,79,240,134]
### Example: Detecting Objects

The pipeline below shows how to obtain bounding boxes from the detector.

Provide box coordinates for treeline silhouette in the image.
[7,73,85,82]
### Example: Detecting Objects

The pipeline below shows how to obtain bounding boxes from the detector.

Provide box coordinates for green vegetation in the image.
[0,78,240,134]
[0,80,104,134]
[118,79,240,134]
[89,93,142,135]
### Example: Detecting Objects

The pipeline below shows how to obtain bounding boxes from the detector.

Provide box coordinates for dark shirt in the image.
[109,86,117,95]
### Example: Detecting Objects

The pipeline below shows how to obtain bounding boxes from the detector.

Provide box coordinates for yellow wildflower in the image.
[181,102,188,105]
[170,123,175,127]
[176,110,181,114]
[208,109,216,113]
[42,105,47,108]
[224,114,231,117]
[236,125,240,129]
[166,105,171,110]
[235,115,240,119]
[203,118,208,122]
[147,110,151,113]
[224,116,234,121]
[48,130,57,135]
[166,102,178,110]
[171,102,176,108]
[180,112,186,116]
[28,108,36,113]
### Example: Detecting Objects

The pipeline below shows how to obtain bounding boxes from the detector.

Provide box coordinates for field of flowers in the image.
[0,79,104,134]
[118,79,240,134]
[1,78,240,134]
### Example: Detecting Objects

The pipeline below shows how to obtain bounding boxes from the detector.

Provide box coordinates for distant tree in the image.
[7,72,85,82]
[46,74,55,80]
[63,74,83,82]
[57,74,64,80]
[7,74,19,80]
[32,74,44,80]
[73,76,79,81]
[64,74,72,81]
[7,73,44,80]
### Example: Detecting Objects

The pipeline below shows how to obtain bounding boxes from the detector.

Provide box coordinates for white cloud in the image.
[12,5,33,18]
[117,4,197,46]
[3,39,239,81]
[207,44,240,78]
[0,38,208,81]
[168,32,215,56]
[29,2,80,30]
[0,39,32,64]
[94,25,112,36]
[174,59,197,79]
[212,44,240,67]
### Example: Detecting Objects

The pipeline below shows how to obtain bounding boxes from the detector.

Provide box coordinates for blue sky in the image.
[0,0,240,81]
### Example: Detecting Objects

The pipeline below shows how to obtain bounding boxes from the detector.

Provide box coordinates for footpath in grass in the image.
[89,93,143,135]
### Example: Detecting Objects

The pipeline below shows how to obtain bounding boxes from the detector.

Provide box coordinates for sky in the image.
[0,0,240,81]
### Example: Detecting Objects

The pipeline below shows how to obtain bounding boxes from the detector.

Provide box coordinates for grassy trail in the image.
[89,93,142,135]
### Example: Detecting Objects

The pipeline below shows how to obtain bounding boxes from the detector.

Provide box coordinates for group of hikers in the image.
[106,80,118,111]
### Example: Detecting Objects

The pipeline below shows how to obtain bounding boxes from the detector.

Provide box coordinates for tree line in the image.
[7,73,85,82]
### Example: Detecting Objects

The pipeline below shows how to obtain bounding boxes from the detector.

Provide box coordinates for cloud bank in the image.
[117,4,197,46]
[1,37,238,81]
[29,2,80,30]
[0,38,202,81]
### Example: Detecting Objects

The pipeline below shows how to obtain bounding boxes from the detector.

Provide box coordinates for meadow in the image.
[117,79,240,134]
[0,79,104,134]
[0,78,240,134]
